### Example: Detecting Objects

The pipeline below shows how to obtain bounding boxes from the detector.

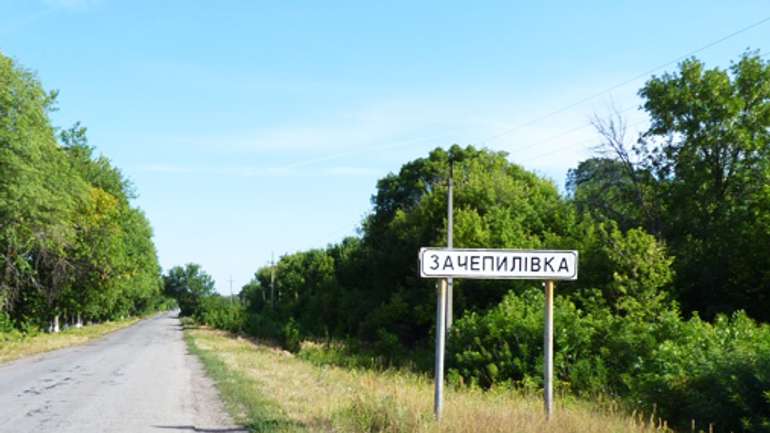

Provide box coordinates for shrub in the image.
[244,312,282,341]
[195,295,245,333]
[449,289,770,432]
[448,288,599,392]
[0,312,14,333]
[630,312,770,432]
[282,318,302,353]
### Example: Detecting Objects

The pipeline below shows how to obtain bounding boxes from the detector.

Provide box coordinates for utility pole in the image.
[228,275,234,304]
[446,160,454,331]
[270,252,276,310]
[436,159,454,420]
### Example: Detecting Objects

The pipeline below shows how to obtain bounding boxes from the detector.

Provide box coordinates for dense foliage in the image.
[239,146,574,348]
[569,52,770,321]
[0,52,166,333]
[195,52,770,432]
[449,290,770,432]
[162,263,245,333]
[163,263,216,317]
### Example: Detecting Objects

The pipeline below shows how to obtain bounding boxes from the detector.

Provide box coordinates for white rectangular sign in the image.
[419,248,578,280]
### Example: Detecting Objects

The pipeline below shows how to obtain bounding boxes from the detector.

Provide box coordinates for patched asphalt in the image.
[0,312,246,433]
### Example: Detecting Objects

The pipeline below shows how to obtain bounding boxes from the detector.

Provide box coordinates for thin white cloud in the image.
[0,0,100,35]
[43,0,101,10]
[138,164,380,178]
[0,8,55,35]
[322,166,380,177]
[143,94,643,185]
[141,164,196,174]
[182,100,479,156]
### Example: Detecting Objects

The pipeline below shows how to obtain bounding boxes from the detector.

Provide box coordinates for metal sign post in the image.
[434,279,447,420]
[419,248,577,421]
[544,280,554,420]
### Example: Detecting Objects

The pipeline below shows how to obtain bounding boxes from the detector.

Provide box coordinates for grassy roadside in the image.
[0,316,143,364]
[186,327,670,433]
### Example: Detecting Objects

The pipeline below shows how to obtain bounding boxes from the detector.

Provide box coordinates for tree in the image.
[1,50,166,331]
[248,145,576,350]
[572,52,770,321]
[361,145,574,343]
[164,264,216,317]
[0,51,86,330]
[638,52,770,320]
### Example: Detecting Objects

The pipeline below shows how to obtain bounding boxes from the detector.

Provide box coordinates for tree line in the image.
[0,52,166,335]
[176,52,770,432]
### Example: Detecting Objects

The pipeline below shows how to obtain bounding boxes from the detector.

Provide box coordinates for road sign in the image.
[420,247,578,422]
[419,248,578,280]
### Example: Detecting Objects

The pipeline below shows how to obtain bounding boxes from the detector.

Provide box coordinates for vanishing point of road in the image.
[0,312,246,433]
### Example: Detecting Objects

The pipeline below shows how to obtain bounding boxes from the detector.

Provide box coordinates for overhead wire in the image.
[505,103,639,156]
[500,47,770,164]
[527,117,650,162]
[267,16,770,173]
[478,15,770,146]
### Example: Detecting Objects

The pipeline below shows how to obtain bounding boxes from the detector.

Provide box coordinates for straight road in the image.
[0,312,246,433]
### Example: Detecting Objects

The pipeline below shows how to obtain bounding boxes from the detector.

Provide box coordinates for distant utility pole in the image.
[270,252,276,310]
[446,160,454,331]
[228,275,234,304]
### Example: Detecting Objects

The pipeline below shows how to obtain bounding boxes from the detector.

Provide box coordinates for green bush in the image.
[0,312,25,342]
[195,295,245,333]
[244,312,281,341]
[0,312,14,334]
[630,312,770,432]
[179,316,197,329]
[448,289,770,432]
[242,311,301,353]
[281,318,302,353]
[448,288,600,391]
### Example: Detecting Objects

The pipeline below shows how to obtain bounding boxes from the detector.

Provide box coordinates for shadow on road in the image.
[153,425,248,433]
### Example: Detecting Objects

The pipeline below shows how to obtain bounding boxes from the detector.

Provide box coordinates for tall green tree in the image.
[0,52,86,329]
[640,52,770,320]
[1,51,164,330]
[571,52,770,320]
[247,145,577,350]
[360,145,573,344]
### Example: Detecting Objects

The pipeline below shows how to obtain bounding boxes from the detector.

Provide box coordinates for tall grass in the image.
[187,328,671,433]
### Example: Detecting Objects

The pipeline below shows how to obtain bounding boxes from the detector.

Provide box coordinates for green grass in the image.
[186,327,672,433]
[184,328,306,432]
[0,317,141,364]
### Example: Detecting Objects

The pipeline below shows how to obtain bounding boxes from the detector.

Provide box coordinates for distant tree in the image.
[164,264,216,317]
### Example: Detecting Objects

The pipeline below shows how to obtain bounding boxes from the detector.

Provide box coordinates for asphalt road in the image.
[0,312,246,433]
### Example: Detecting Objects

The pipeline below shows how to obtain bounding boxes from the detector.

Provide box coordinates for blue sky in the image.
[1,1,768,293]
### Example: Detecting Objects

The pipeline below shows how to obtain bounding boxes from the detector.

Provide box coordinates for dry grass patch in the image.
[187,328,671,433]
[0,317,140,364]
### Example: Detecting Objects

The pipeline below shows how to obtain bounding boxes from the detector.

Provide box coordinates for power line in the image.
[505,104,639,156]
[519,49,770,161]
[259,16,769,176]
[527,117,650,163]
[479,15,770,146]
